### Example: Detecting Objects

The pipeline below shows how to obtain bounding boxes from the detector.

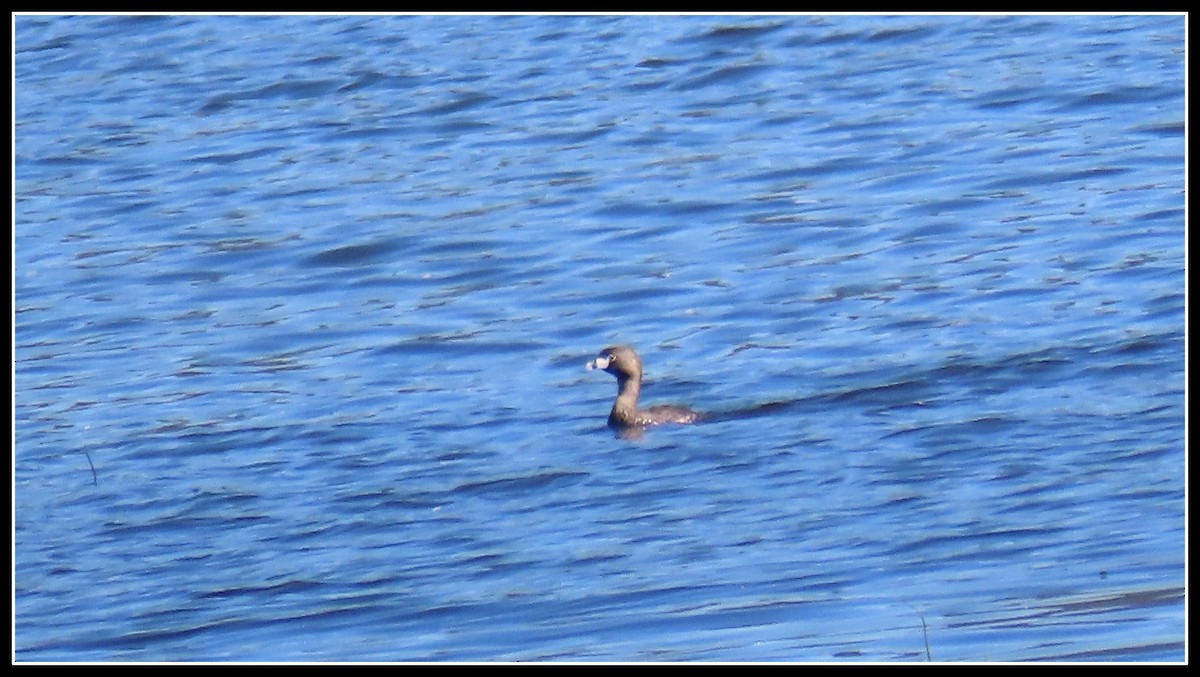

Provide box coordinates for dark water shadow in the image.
[699,398,809,424]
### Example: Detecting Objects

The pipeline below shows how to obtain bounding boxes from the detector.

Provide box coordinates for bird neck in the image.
[609,374,641,424]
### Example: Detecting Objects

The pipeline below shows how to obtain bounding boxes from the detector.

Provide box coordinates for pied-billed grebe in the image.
[586,345,701,429]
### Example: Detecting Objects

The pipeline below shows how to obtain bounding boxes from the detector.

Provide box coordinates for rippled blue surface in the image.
[14,14,1185,662]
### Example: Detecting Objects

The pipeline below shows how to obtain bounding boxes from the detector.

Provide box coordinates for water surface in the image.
[14,14,1185,662]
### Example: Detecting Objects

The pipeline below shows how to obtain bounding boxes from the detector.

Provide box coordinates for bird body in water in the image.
[586,345,701,429]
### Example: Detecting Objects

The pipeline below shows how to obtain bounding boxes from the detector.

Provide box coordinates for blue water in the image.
[14,14,1185,662]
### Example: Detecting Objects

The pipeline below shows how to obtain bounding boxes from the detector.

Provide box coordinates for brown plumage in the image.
[586,345,701,429]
